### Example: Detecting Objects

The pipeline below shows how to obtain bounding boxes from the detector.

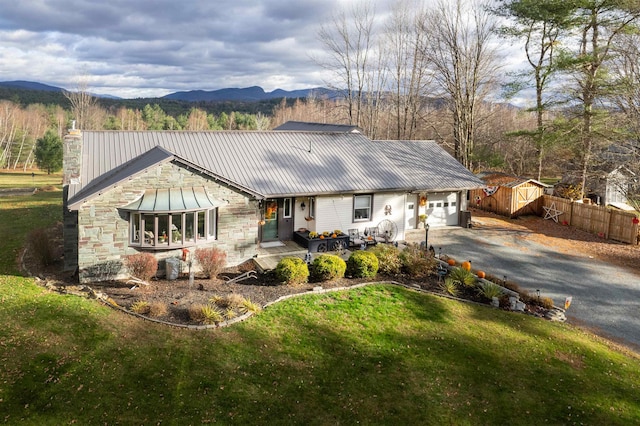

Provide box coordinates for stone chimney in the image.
[63,120,82,186]
[62,120,82,274]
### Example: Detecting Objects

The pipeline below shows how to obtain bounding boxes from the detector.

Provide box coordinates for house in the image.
[62,129,483,283]
[273,121,361,133]
[590,166,636,207]
[469,171,548,218]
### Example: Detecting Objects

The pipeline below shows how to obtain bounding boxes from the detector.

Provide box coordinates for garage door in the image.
[426,193,459,226]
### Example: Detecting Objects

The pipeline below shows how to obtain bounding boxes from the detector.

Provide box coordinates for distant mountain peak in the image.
[162,86,338,102]
[0,80,64,92]
[0,80,336,102]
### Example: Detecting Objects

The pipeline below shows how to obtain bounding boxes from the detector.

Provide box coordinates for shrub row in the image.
[124,247,228,282]
[274,244,439,285]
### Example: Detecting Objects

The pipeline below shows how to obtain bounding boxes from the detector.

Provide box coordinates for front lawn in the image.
[1,171,639,424]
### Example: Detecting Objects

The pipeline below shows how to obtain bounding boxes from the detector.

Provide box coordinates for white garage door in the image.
[426,193,459,226]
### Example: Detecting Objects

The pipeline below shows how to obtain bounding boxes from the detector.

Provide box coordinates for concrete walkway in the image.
[425,220,640,352]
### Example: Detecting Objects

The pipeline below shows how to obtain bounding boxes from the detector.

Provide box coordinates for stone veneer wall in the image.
[76,162,260,283]
[62,131,82,272]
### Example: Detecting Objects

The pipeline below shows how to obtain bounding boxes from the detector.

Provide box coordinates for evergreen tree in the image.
[34,130,63,174]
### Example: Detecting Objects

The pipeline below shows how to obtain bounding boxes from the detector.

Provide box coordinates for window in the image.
[130,208,218,249]
[283,198,292,218]
[354,194,372,221]
[309,197,316,219]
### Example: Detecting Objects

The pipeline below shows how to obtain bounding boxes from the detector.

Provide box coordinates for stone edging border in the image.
[21,247,565,330]
[48,279,567,330]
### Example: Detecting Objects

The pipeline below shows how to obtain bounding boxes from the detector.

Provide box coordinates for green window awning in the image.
[120,187,225,213]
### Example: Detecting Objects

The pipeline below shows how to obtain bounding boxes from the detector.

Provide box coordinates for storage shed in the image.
[470,172,548,218]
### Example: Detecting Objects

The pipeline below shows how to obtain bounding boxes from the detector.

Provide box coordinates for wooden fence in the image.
[541,195,639,244]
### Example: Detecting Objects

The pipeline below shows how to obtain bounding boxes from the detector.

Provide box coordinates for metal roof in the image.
[273,121,361,133]
[120,187,226,213]
[476,171,549,188]
[374,140,484,191]
[67,131,483,207]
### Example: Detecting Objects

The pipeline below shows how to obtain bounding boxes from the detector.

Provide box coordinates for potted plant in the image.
[418,214,428,229]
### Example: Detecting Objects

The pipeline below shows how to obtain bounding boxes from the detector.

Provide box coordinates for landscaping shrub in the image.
[275,257,309,285]
[210,293,245,309]
[399,244,437,278]
[540,296,555,310]
[369,244,402,275]
[440,277,459,296]
[148,302,168,318]
[28,227,55,267]
[239,298,262,314]
[346,251,379,278]
[310,254,346,281]
[124,253,158,281]
[189,304,223,325]
[448,267,476,287]
[194,247,227,279]
[130,300,151,314]
[224,308,237,320]
[478,281,503,300]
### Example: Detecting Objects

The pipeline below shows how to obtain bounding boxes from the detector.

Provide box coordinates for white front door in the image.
[406,201,415,229]
[427,193,459,226]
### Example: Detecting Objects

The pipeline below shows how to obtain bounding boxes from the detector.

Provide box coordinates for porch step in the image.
[254,250,308,273]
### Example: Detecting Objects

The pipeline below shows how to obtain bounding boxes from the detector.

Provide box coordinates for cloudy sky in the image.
[0,0,396,98]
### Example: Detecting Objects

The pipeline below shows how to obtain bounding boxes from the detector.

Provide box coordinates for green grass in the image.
[0,170,62,189]
[1,173,640,424]
[0,172,62,275]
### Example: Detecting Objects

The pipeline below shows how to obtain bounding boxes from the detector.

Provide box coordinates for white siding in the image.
[315,193,407,240]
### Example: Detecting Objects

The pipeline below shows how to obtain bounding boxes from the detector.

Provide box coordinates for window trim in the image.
[283,198,292,218]
[353,194,373,222]
[129,208,218,249]
[308,197,316,219]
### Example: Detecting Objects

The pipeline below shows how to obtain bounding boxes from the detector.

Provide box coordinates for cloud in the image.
[0,0,347,97]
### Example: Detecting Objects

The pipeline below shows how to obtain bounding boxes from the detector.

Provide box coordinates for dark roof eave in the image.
[172,158,266,200]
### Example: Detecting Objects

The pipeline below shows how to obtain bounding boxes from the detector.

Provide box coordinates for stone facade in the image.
[62,131,82,272]
[73,162,260,283]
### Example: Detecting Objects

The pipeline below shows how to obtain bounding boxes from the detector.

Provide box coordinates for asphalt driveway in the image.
[427,221,640,352]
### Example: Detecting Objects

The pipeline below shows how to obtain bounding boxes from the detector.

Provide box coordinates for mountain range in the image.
[0,80,337,102]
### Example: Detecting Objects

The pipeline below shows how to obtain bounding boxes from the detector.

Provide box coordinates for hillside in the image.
[0,81,301,116]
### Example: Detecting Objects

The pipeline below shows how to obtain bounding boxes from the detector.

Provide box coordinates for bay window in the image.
[122,187,224,249]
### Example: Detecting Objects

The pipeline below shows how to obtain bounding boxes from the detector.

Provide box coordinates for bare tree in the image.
[421,0,502,169]
[63,78,99,130]
[316,1,378,128]
[385,0,432,140]
[186,108,210,130]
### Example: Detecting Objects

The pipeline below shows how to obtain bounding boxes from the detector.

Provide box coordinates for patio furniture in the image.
[366,227,387,244]
[348,229,365,247]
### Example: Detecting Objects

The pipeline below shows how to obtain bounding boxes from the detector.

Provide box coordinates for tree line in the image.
[0,99,273,171]
[310,0,640,202]
[3,0,640,208]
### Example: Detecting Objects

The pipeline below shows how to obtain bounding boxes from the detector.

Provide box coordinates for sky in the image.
[0,0,396,99]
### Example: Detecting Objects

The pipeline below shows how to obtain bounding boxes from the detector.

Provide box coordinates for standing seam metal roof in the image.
[70,131,482,205]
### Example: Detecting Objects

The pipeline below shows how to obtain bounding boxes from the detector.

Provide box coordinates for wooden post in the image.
[568,200,574,226]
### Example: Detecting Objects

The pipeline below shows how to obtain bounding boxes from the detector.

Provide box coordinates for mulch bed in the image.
[87,269,487,326]
[22,218,559,327]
